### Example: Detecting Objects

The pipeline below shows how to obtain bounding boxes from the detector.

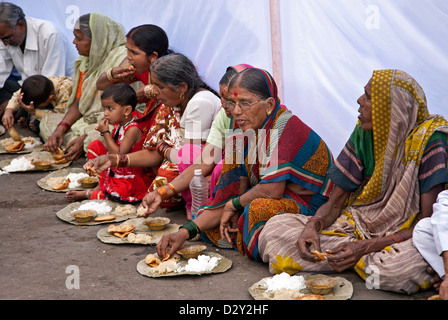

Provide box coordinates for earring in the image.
[267,109,272,116]
[180,92,185,102]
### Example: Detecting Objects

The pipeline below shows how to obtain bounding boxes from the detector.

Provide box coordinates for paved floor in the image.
[0,127,437,303]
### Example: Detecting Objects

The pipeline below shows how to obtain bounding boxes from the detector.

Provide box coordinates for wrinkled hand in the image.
[156,229,189,259]
[326,241,366,272]
[84,154,112,175]
[219,200,240,243]
[2,109,15,131]
[95,118,109,133]
[64,136,85,161]
[138,191,163,218]
[295,223,323,262]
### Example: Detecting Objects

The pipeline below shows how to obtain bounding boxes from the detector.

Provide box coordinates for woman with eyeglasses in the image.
[155,67,334,262]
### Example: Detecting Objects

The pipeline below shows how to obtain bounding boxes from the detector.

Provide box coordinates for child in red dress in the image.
[66,83,152,203]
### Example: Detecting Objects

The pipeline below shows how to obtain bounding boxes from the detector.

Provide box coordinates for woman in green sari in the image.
[42,13,128,161]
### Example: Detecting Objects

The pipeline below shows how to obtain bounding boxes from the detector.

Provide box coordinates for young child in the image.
[2,75,72,133]
[66,83,152,204]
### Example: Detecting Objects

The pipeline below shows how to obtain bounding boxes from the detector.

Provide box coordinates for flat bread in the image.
[94,215,116,222]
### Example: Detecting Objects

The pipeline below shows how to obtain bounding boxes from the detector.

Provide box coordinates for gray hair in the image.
[0,2,25,27]
[74,13,91,39]
[150,53,218,97]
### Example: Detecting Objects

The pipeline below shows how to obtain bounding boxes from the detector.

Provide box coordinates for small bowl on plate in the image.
[177,245,207,259]
[78,176,99,188]
[31,159,52,170]
[72,210,96,223]
[143,217,170,231]
[305,277,338,295]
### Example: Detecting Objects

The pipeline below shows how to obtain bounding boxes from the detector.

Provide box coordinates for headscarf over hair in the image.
[39,13,128,151]
[68,13,127,119]
[329,69,448,239]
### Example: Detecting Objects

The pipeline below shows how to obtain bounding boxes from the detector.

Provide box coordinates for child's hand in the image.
[18,93,36,115]
[95,119,109,133]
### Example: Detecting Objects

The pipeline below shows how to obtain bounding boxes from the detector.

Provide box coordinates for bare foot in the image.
[66,190,88,202]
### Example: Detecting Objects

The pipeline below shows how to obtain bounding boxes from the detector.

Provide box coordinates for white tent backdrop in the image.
[10,0,448,154]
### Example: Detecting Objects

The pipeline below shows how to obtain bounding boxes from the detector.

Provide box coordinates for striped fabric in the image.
[197,68,334,259]
[259,70,448,294]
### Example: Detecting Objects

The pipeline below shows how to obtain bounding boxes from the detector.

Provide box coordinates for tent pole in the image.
[269,0,283,101]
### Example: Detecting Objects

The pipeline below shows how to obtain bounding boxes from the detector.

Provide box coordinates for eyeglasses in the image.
[223,99,265,111]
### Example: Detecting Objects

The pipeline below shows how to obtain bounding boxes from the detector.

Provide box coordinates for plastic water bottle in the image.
[189,169,208,220]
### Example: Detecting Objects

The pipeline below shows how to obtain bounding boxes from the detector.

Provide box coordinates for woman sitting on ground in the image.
[42,13,128,161]
[258,69,448,295]
[84,53,221,209]
[153,67,334,261]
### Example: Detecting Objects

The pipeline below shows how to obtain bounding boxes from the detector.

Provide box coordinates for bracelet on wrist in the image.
[58,121,71,131]
[156,186,169,200]
[231,196,244,211]
[306,216,325,233]
[100,130,110,136]
[179,221,201,240]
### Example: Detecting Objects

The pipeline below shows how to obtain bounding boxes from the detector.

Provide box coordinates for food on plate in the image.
[52,178,71,190]
[427,294,440,300]
[51,148,68,164]
[72,210,96,223]
[8,127,22,141]
[31,159,52,169]
[107,223,135,238]
[311,249,332,261]
[93,215,116,222]
[145,254,161,267]
[143,217,170,231]
[78,176,99,188]
[295,294,325,300]
[177,245,207,259]
[127,232,153,244]
[85,164,100,178]
[4,140,24,152]
[113,204,137,216]
[305,277,338,295]
[145,253,181,274]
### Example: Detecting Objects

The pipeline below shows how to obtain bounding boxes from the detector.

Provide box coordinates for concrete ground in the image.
[0,126,438,303]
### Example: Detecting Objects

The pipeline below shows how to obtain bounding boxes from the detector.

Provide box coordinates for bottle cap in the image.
[194,169,202,175]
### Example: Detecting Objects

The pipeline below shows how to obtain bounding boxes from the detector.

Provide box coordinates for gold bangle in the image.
[115,154,120,168]
[156,187,169,200]
[126,154,131,167]
[167,183,177,195]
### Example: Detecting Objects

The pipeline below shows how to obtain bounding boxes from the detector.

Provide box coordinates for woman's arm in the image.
[44,98,82,154]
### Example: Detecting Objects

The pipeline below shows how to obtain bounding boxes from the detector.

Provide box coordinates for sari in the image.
[197,68,334,261]
[132,71,184,208]
[259,70,448,294]
[39,13,128,151]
